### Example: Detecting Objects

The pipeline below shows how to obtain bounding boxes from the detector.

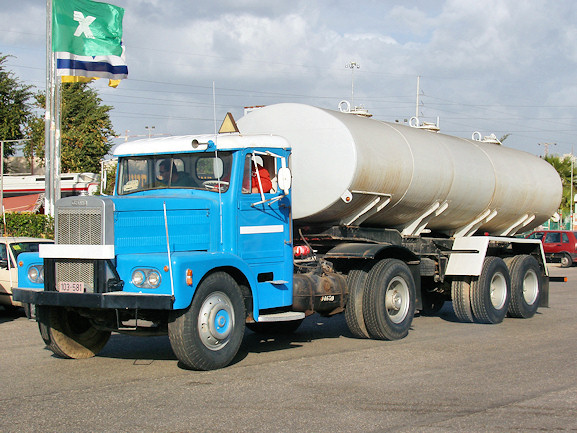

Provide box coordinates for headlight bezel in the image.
[131,268,161,289]
[27,265,44,284]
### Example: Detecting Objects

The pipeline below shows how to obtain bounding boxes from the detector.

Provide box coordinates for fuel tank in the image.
[238,103,562,236]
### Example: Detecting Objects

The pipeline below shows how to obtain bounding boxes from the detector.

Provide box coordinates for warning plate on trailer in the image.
[58,282,85,293]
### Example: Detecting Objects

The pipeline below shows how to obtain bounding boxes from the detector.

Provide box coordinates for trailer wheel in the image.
[470,257,511,324]
[246,319,303,335]
[507,255,541,318]
[363,259,415,340]
[451,280,474,323]
[344,263,373,339]
[560,253,572,268]
[36,306,111,359]
[168,272,245,370]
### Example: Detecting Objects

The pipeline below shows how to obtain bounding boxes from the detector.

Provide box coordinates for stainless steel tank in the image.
[238,103,562,237]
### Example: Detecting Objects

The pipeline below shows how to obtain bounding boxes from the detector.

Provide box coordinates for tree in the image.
[28,83,116,173]
[545,154,575,213]
[0,54,33,158]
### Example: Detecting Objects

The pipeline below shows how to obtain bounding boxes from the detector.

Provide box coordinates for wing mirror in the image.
[277,167,292,195]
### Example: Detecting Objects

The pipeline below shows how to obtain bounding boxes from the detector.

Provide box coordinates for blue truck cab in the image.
[14,132,303,370]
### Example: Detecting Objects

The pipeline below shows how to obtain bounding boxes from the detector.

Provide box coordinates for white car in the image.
[0,237,53,315]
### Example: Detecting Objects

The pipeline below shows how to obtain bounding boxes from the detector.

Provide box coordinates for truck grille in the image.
[56,260,95,292]
[54,197,111,293]
[57,207,103,245]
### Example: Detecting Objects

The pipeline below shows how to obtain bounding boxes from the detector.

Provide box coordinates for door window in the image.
[545,232,561,243]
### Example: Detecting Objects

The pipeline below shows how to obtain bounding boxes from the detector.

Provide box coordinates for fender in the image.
[324,242,420,263]
[117,251,259,311]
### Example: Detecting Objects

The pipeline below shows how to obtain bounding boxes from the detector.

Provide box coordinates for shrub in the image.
[1,212,54,239]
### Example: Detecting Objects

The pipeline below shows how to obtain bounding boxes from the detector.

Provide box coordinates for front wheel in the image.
[36,306,111,359]
[168,272,245,370]
[362,259,415,340]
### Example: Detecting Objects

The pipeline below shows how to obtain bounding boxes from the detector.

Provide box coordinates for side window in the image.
[242,154,276,194]
[545,232,561,243]
[0,244,6,261]
[562,232,569,243]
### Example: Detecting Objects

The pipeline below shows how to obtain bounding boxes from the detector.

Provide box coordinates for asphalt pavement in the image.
[1,265,576,432]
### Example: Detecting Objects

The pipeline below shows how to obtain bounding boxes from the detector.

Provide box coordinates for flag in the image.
[52,0,127,86]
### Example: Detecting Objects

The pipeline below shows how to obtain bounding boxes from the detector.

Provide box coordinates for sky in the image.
[1,0,577,157]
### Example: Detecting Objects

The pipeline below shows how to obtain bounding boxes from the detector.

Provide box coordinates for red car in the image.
[526,230,577,268]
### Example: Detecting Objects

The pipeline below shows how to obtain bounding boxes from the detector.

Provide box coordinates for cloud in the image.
[2,0,577,153]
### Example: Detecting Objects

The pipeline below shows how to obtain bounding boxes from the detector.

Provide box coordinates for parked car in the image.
[0,237,53,315]
[526,230,577,268]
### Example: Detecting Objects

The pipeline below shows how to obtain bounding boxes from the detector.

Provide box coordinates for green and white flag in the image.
[53,0,127,83]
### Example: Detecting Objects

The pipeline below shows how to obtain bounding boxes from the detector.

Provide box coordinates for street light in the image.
[145,126,155,138]
[345,61,360,108]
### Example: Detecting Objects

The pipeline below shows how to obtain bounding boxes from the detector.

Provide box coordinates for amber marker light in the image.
[19,261,23,267]
[164,265,169,272]
[186,269,193,286]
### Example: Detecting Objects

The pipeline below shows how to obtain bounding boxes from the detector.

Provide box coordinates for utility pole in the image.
[538,142,556,157]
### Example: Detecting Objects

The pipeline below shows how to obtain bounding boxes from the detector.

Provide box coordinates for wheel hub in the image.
[489,272,507,310]
[198,292,234,351]
[385,277,410,324]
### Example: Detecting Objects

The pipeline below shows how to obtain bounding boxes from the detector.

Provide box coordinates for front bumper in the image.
[13,288,174,310]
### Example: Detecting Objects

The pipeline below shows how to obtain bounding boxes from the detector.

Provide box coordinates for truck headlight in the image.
[131,268,161,289]
[28,265,44,284]
[148,271,161,287]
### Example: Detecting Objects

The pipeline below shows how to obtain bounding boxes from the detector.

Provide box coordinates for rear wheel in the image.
[560,253,572,268]
[36,306,111,359]
[470,257,511,324]
[168,272,245,370]
[363,259,415,340]
[344,263,373,338]
[507,255,541,318]
[451,280,474,323]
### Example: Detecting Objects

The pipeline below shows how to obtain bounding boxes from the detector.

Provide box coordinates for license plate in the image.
[58,282,85,293]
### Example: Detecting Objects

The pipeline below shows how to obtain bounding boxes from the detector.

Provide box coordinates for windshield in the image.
[117,152,232,195]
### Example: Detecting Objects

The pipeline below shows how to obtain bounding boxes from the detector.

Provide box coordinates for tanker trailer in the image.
[238,103,562,338]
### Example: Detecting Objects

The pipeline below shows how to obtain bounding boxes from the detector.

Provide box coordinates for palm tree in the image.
[545,154,575,214]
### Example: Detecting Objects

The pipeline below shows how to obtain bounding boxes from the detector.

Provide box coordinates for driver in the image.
[243,156,272,193]
[158,159,191,187]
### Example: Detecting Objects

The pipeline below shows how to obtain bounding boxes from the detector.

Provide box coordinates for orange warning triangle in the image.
[219,112,240,134]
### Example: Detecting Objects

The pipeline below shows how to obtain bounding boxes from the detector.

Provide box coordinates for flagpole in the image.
[45,0,53,216]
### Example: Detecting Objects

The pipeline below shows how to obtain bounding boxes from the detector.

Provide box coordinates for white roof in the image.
[113,133,290,157]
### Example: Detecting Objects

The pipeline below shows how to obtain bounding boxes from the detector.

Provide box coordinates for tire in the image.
[246,319,303,335]
[344,263,373,339]
[168,272,245,370]
[362,259,415,340]
[451,280,474,323]
[507,255,541,318]
[560,253,572,268]
[470,257,511,324]
[36,306,111,359]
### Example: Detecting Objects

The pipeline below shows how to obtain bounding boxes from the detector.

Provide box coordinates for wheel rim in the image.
[385,276,410,324]
[522,269,539,305]
[489,272,507,309]
[198,292,234,351]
